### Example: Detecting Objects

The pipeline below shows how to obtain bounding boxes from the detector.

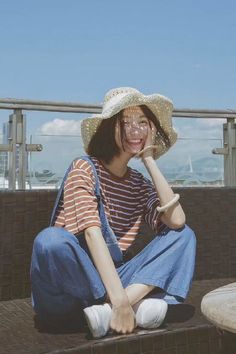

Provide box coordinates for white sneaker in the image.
[83,303,111,338]
[133,298,168,329]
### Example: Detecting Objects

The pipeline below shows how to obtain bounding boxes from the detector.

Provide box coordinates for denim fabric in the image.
[31,156,196,317]
[31,224,196,315]
[117,225,196,304]
[31,227,106,315]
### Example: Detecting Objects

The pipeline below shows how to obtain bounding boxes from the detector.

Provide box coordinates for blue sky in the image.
[0,0,235,178]
[1,0,236,106]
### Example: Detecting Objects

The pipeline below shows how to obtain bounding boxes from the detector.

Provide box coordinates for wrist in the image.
[110,292,129,307]
[136,145,157,160]
[142,155,156,165]
[142,152,154,160]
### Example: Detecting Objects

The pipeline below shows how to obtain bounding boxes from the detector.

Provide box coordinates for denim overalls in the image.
[30,156,196,318]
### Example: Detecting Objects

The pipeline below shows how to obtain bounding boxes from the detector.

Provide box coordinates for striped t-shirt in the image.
[54,157,165,251]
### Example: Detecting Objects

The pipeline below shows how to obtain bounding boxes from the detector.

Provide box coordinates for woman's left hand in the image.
[139,121,157,160]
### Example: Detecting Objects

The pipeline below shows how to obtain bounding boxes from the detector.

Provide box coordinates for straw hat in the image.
[81,87,177,159]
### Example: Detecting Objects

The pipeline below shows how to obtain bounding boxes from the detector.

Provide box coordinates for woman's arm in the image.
[85,226,135,334]
[141,123,185,229]
[143,156,185,229]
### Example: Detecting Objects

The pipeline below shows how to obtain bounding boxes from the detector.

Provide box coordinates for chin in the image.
[124,144,144,155]
[125,148,140,155]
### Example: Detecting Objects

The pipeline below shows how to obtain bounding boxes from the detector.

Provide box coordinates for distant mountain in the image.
[163,156,223,183]
[129,156,224,184]
[181,156,222,173]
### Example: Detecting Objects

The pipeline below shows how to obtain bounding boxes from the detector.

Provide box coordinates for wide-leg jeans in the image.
[30,224,196,318]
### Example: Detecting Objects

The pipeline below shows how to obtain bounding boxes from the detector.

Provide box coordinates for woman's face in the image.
[116,106,149,154]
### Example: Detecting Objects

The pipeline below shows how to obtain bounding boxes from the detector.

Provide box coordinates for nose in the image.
[127,124,141,136]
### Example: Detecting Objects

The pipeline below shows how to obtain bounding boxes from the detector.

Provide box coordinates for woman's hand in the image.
[110,298,136,334]
[138,121,157,160]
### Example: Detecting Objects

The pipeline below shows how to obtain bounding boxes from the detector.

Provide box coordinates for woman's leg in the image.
[118,224,196,305]
[125,284,154,305]
[30,226,106,317]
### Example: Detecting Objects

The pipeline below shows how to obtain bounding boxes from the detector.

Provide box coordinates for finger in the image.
[149,122,157,143]
[110,324,121,333]
[149,120,156,130]
[124,326,134,334]
[149,120,156,131]
[127,325,135,333]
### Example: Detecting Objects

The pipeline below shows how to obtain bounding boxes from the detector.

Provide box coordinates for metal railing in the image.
[0,98,235,189]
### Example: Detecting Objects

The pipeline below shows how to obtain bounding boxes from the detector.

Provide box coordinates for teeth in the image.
[129,140,141,143]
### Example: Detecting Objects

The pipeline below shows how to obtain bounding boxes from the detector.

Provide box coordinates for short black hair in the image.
[87,112,122,163]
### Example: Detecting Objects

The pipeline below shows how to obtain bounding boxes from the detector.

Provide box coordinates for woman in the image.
[31,87,196,338]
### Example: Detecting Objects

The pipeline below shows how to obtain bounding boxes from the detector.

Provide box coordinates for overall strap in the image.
[50,156,100,226]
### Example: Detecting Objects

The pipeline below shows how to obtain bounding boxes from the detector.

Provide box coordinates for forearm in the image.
[85,226,129,306]
[143,156,185,228]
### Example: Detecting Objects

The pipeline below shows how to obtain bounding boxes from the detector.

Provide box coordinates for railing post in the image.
[223,118,236,186]
[8,109,26,189]
[8,112,17,190]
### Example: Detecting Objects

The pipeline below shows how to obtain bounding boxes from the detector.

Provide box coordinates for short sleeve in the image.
[63,159,101,235]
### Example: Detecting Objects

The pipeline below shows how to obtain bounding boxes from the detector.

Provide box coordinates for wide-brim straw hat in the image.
[81,87,177,159]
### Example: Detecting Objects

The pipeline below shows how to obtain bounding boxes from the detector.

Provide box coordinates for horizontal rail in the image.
[173,110,236,119]
[0,97,102,108]
[0,97,235,188]
[0,98,236,118]
[0,103,102,113]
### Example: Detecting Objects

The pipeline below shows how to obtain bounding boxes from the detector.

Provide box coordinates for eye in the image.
[140,119,148,125]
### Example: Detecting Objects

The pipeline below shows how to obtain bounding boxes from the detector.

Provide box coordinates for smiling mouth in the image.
[127,139,142,145]
[125,139,144,151]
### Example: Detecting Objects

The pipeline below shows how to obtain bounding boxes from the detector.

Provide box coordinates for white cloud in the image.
[38,118,82,135]
[174,118,224,140]
[195,118,224,128]
[194,118,224,138]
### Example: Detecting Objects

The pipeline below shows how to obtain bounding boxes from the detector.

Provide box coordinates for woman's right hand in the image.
[110,299,136,334]
[85,227,136,334]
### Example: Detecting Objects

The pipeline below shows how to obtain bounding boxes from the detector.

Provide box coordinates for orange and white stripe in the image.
[54,157,163,251]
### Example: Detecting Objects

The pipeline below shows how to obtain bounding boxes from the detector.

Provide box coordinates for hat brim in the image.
[81,92,177,159]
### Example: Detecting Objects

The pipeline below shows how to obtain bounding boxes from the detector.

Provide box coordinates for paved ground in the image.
[0,278,235,354]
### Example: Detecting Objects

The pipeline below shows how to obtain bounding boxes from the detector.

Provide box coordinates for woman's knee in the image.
[33,227,69,256]
[168,224,196,247]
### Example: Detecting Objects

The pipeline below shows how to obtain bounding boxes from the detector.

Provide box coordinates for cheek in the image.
[142,127,149,139]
